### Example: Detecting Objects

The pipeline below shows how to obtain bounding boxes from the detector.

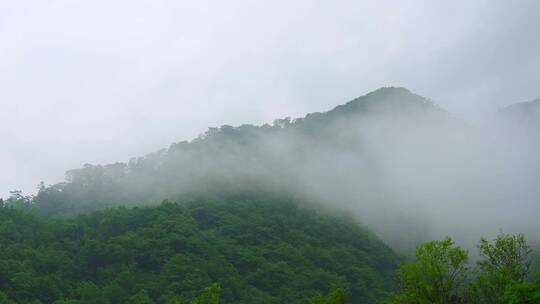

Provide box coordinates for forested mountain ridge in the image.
[2,87,540,303]
[0,87,439,303]
[497,98,540,146]
[0,195,402,303]
[6,87,458,218]
[499,98,540,126]
[4,87,539,251]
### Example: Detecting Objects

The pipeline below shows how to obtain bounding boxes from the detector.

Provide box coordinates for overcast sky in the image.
[1,0,539,197]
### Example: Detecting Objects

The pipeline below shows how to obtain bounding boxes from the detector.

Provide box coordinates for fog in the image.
[2,0,540,198]
[291,96,540,251]
[12,87,538,254]
[222,89,540,251]
[1,1,540,250]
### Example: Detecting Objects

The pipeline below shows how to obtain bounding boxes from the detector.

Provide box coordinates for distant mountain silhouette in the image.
[499,98,540,129]
[20,87,457,216]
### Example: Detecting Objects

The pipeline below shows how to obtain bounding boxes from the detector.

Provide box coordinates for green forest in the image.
[1,88,539,303]
[2,0,540,302]
[2,194,539,303]
[0,195,401,303]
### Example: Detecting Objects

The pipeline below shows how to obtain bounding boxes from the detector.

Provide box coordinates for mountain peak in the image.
[500,98,540,113]
[327,87,437,117]
[369,86,412,95]
[499,98,540,127]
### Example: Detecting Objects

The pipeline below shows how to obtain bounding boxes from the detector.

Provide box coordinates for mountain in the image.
[495,98,540,178]
[0,194,402,303]
[3,87,540,302]
[498,98,540,148]
[12,88,540,253]
[19,87,459,217]
[499,98,540,128]
[6,87,477,253]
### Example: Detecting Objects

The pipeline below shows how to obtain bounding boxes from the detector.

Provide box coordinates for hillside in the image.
[11,87,460,215]
[3,87,540,303]
[4,87,478,252]
[497,98,540,149]
[0,195,402,304]
[499,98,540,127]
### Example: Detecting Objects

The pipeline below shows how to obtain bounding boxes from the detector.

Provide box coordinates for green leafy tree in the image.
[384,237,469,304]
[503,272,540,304]
[310,287,349,304]
[130,289,154,304]
[10,271,35,302]
[190,284,221,304]
[5,190,32,210]
[0,292,15,304]
[77,281,109,304]
[162,293,182,304]
[468,233,532,304]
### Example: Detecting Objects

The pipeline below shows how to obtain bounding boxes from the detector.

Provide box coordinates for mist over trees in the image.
[1,0,539,302]
[7,87,540,252]
[1,87,540,304]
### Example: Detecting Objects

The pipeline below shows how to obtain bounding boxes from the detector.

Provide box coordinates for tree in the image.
[503,272,540,304]
[190,284,221,304]
[130,290,154,304]
[468,233,532,304]
[384,237,469,304]
[77,281,109,304]
[477,233,531,281]
[0,292,15,304]
[310,287,349,304]
[5,190,32,209]
[10,271,35,302]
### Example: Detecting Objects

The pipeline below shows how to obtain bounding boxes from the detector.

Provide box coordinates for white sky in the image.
[1,0,539,197]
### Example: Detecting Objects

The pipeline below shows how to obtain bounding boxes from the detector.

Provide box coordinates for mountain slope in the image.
[498,98,540,145]
[499,98,540,126]
[5,87,480,253]
[20,87,459,218]
[0,195,402,303]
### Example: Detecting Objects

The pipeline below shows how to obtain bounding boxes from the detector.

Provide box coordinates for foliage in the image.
[383,237,469,304]
[0,292,15,304]
[503,273,540,304]
[478,233,531,280]
[383,233,540,304]
[310,287,349,304]
[190,284,221,304]
[0,195,401,303]
[467,233,532,304]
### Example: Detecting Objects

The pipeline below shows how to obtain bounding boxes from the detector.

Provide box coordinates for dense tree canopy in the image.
[384,233,540,304]
[0,195,401,303]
